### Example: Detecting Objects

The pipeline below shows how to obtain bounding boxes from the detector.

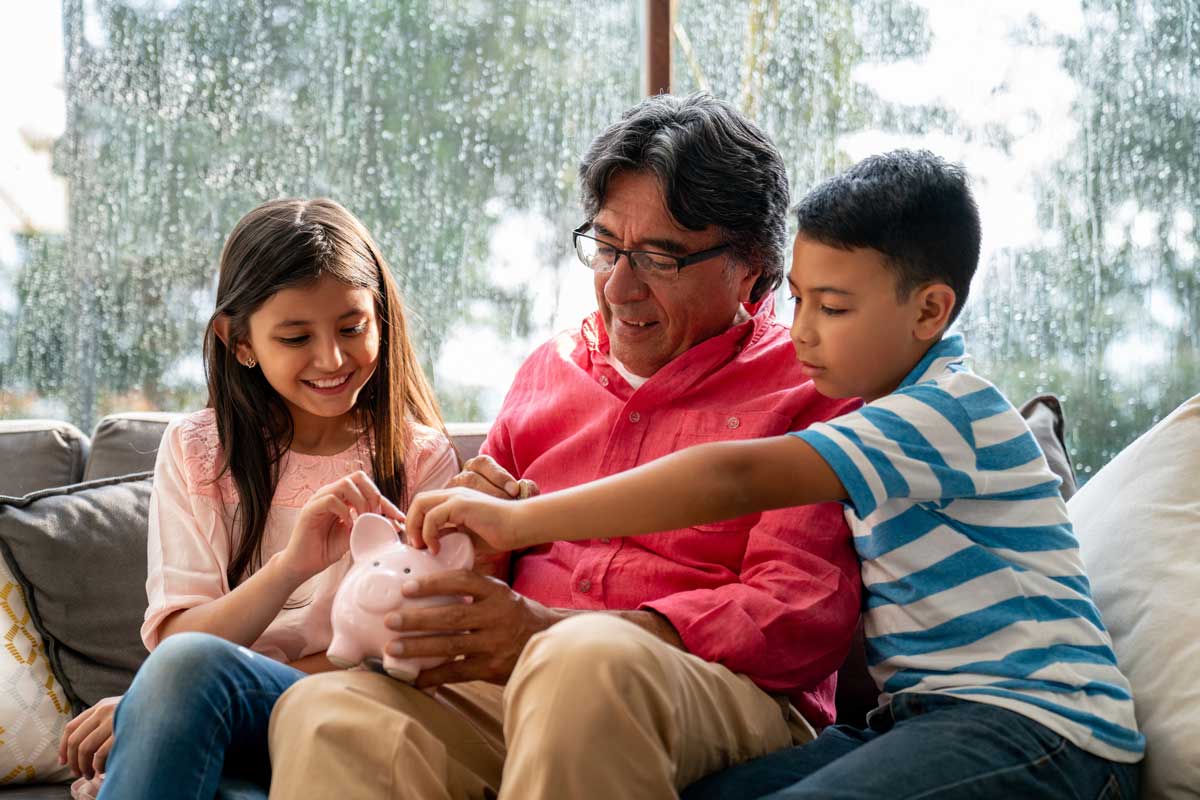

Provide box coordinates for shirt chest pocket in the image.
[669,409,792,532]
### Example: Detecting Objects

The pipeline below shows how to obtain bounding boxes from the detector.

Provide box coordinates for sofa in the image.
[1,398,1197,799]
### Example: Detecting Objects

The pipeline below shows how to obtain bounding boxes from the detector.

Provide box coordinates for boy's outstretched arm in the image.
[408,434,847,553]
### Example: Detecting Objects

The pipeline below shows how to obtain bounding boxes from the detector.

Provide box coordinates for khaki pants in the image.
[268,614,815,799]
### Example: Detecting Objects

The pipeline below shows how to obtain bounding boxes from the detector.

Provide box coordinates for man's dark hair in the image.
[794,149,981,324]
[579,93,789,303]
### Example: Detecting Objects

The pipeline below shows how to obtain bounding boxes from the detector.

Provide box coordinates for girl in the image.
[59,198,459,799]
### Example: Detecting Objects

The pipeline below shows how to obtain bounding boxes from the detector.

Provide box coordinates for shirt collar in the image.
[898,333,968,389]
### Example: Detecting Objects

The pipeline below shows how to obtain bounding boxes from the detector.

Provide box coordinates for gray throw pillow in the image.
[1018,394,1078,500]
[0,473,152,711]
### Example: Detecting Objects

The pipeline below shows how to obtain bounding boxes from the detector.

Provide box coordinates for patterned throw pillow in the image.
[0,555,71,785]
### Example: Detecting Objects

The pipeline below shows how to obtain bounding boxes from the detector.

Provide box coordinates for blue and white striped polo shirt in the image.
[791,334,1143,762]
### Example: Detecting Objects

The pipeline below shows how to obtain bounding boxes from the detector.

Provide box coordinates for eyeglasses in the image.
[572,223,730,282]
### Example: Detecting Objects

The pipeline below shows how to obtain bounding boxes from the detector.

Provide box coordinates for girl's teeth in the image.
[309,375,349,388]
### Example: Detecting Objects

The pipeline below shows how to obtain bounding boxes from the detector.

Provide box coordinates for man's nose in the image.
[602,253,650,304]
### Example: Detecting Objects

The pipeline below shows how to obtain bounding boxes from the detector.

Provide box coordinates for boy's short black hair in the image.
[794,149,980,325]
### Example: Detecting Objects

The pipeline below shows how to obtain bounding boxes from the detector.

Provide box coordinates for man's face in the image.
[591,171,760,377]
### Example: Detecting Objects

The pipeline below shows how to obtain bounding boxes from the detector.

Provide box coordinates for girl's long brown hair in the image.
[203,198,448,589]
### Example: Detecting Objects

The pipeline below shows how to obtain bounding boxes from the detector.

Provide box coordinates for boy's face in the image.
[788,236,941,402]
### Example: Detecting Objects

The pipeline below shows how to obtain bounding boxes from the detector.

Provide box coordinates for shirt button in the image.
[727,416,741,429]
[599,375,609,387]
[578,579,592,593]
[629,411,641,423]
[599,538,611,544]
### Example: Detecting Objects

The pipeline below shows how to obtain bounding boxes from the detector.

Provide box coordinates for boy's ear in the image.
[212,314,254,364]
[913,283,956,341]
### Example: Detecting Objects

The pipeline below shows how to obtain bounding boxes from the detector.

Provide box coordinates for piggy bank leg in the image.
[327,635,364,670]
[381,653,421,683]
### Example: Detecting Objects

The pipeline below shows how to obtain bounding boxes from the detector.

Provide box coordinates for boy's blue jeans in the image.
[683,693,1140,800]
[97,632,306,800]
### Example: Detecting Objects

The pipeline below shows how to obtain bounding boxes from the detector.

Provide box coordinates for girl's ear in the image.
[913,283,956,341]
[213,314,254,365]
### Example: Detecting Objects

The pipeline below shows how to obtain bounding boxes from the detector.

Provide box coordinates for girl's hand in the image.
[406,487,522,555]
[280,471,404,582]
[59,695,120,779]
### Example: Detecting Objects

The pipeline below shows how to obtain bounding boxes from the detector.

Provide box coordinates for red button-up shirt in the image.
[482,301,861,727]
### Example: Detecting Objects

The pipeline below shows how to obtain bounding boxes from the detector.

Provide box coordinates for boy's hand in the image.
[406,487,522,555]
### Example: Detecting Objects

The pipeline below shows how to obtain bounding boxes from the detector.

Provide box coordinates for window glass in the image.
[1,1,637,429]
[674,0,1199,477]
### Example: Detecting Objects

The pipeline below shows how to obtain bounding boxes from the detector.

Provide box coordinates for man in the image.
[268,93,861,799]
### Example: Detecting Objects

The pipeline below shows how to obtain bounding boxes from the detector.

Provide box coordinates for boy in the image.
[407,151,1143,798]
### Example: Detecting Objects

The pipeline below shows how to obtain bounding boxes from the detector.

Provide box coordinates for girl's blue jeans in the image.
[683,693,1140,800]
[97,632,306,800]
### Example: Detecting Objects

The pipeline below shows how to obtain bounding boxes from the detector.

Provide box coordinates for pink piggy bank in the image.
[328,512,473,682]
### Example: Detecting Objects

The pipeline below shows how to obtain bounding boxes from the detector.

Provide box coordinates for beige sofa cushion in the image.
[1068,393,1200,799]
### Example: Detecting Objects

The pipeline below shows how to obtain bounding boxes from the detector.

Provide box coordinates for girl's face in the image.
[239,273,380,444]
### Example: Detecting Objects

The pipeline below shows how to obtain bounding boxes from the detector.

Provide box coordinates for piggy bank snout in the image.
[352,569,408,613]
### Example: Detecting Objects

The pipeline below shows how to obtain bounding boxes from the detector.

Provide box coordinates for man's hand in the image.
[384,569,563,688]
[449,455,539,500]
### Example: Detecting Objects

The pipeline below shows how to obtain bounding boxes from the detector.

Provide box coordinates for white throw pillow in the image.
[0,556,72,785]
[1068,393,1200,799]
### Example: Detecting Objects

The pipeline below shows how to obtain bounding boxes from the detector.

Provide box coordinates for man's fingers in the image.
[414,655,493,689]
[398,568,497,603]
[386,631,487,659]
[388,602,481,634]
[448,470,511,499]
[458,456,520,497]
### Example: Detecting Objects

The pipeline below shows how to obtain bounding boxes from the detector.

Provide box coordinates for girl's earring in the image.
[244,356,257,368]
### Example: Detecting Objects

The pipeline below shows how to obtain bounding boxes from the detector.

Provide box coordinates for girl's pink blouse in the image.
[141,408,459,663]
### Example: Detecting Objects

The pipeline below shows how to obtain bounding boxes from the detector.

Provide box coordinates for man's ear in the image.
[913,283,956,341]
[737,264,763,304]
[212,314,253,364]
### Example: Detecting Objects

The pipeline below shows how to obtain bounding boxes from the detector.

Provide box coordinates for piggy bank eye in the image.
[372,561,380,567]
[403,567,412,574]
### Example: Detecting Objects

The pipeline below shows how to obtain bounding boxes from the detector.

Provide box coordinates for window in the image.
[672,0,1199,477]
[3,1,1196,479]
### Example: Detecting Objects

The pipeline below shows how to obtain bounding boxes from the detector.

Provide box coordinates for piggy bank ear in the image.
[434,532,474,571]
[350,513,400,560]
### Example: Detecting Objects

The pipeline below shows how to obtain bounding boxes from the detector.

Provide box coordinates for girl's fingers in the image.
[65,713,101,775]
[318,494,354,530]
[333,479,369,516]
[92,735,113,775]
[77,727,110,779]
[347,470,386,513]
[379,494,405,522]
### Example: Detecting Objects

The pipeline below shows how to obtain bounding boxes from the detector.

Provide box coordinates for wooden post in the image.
[644,0,671,96]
